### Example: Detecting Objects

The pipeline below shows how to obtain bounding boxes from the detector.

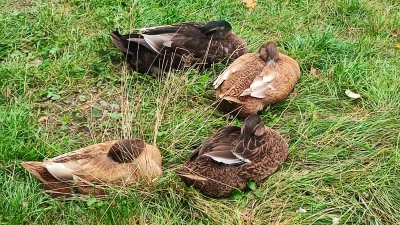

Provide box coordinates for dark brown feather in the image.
[110,20,247,74]
[107,139,145,163]
[177,115,289,197]
[22,162,74,197]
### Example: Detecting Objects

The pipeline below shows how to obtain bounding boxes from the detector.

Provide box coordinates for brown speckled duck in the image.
[214,41,300,118]
[110,20,248,74]
[177,115,288,198]
[22,139,162,197]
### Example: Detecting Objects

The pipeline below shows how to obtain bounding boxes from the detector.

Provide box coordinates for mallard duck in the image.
[213,41,300,118]
[177,115,288,198]
[110,20,248,74]
[22,139,162,197]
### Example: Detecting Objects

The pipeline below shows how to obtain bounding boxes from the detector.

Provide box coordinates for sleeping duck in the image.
[177,115,288,198]
[22,139,162,197]
[214,41,300,118]
[110,20,248,74]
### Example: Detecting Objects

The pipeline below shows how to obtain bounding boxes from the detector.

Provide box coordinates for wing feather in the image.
[204,151,244,164]
[189,126,241,161]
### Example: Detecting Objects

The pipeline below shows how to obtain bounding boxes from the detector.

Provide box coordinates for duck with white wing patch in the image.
[110,20,248,75]
[214,41,300,118]
[177,115,288,198]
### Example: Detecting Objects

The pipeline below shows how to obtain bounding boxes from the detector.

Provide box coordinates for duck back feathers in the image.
[111,20,248,74]
[177,115,288,197]
[214,42,300,118]
[22,139,162,197]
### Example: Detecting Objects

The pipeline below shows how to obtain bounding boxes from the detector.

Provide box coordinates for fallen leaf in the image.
[396,44,400,49]
[28,59,42,67]
[332,217,340,225]
[5,87,12,97]
[82,103,91,109]
[345,89,361,99]
[242,0,256,8]
[391,29,398,38]
[38,116,48,122]
[297,207,307,213]
[310,67,320,77]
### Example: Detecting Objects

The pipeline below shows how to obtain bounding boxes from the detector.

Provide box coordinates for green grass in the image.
[1,0,400,224]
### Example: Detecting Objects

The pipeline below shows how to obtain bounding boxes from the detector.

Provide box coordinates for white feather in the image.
[232,151,251,163]
[140,34,172,53]
[249,76,264,88]
[204,153,244,164]
[213,71,229,88]
[262,71,277,82]
[135,25,173,31]
[163,40,172,47]
[249,86,270,98]
[345,89,361,99]
[44,162,74,181]
[213,64,243,88]
[240,65,278,98]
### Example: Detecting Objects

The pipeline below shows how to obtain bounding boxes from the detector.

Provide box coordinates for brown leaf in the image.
[242,0,256,8]
[28,59,42,67]
[310,67,320,77]
[5,87,12,97]
[82,103,91,109]
[38,116,48,122]
[391,28,398,38]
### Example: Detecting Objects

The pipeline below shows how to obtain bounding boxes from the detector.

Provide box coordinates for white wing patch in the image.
[240,62,278,98]
[130,34,173,53]
[163,40,172,47]
[232,151,251,163]
[135,25,174,32]
[204,152,244,165]
[261,71,277,82]
[213,64,243,88]
[44,162,74,181]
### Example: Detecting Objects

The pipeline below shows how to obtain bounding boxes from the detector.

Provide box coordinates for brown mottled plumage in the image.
[214,42,300,118]
[177,115,288,198]
[22,139,162,197]
[110,20,248,75]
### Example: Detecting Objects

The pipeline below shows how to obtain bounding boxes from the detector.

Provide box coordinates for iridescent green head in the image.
[202,20,232,37]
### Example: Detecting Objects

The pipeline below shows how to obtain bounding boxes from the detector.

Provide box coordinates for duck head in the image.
[258,41,279,62]
[202,20,232,38]
[241,115,266,137]
[107,139,145,163]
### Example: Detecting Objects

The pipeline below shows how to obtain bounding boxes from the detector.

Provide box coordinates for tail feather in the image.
[110,30,130,53]
[110,30,153,55]
[176,171,208,181]
[21,161,48,183]
[22,161,76,197]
